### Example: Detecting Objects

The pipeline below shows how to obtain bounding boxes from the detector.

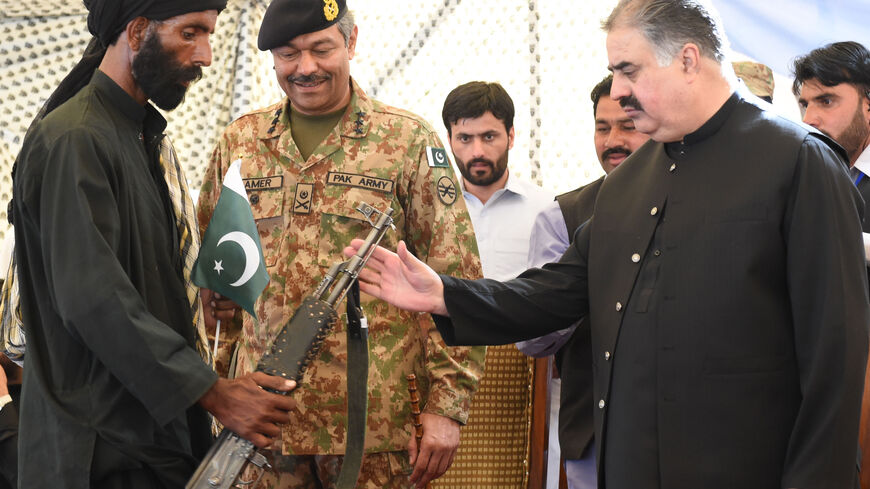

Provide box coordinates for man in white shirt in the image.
[442,81,555,486]
[792,40,870,488]
[443,81,554,282]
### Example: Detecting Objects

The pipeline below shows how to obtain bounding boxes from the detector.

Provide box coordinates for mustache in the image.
[602,147,632,160]
[467,158,494,168]
[287,73,332,84]
[618,95,643,112]
[180,66,203,85]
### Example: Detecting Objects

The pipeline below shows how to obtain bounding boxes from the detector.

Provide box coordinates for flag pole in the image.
[212,319,221,369]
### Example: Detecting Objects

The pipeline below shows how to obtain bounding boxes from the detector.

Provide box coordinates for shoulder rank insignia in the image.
[426,146,450,168]
[436,176,457,206]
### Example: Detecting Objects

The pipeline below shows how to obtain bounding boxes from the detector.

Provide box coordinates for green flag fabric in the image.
[192,159,269,318]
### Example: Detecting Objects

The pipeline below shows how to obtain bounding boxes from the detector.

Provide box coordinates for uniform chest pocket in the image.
[317,188,393,268]
[248,188,286,267]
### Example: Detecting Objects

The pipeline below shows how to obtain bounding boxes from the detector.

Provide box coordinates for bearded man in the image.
[11,1,296,488]
[793,42,870,229]
[443,81,555,279]
[793,40,870,489]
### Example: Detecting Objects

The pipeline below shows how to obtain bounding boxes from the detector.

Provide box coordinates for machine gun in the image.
[187,203,395,489]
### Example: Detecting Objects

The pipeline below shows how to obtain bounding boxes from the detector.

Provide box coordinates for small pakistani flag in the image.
[192,159,269,318]
[426,146,450,168]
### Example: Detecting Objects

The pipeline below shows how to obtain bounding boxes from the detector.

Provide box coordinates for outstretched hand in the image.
[343,240,448,316]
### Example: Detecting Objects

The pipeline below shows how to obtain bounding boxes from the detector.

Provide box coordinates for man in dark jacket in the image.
[346,1,869,488]
[517,73,649,489]
[792,40,870,488]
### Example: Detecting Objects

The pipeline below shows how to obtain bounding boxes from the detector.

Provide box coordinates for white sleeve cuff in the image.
[0,394,11,411]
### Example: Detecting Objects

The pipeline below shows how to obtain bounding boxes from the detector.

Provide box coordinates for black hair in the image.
[591,74,614,116]
[792,41,870,99]
[442,81,514,136]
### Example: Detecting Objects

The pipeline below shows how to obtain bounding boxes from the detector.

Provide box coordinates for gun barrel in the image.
[314,262,342,300]
[324,207,394,307]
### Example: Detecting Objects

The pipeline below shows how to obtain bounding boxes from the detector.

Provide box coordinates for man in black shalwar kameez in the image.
[11,2,296,488]
[346,1,870,488]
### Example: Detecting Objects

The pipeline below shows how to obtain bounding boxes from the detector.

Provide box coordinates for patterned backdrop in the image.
[0,3,624,487]
[0,1,810,487]
[0,0,625,242]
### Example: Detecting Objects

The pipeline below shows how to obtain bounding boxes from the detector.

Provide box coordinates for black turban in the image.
[84,0,228,48]
[27,0,227,133]
[10,0,229,225]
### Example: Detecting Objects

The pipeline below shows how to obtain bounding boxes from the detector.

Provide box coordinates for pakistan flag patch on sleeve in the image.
[426,146,450,168]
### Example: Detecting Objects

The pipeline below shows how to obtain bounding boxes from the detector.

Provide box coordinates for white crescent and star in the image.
[216,231,260,287]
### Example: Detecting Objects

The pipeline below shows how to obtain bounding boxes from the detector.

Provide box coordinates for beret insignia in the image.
[324,0,339,21]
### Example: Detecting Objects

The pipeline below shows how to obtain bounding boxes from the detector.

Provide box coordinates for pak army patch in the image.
[326,172,395,194]
[436,176,457,206]
[294,183,314,214]
[426,147,450,168]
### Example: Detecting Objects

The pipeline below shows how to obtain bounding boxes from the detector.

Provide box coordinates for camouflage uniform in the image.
[732,61,775,100]
[197,80,485,464]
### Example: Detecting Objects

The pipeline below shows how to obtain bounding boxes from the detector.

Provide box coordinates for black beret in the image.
[258,0,348,51]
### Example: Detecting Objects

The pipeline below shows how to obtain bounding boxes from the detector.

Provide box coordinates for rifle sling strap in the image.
[336,281,368,489]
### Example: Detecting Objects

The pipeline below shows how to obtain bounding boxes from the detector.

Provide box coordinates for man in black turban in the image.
[11,3,298,488]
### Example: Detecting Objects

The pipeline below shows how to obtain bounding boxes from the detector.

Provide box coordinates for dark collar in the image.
[91,69,167,139]
[666,91,739,155]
